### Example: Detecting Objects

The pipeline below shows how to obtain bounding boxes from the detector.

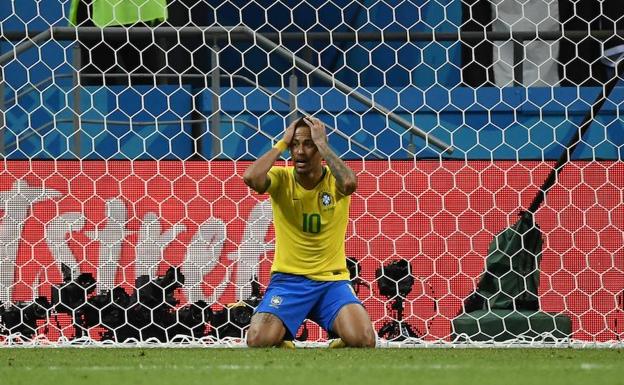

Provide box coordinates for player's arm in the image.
[305,117,358,196]
[243,121,296,194]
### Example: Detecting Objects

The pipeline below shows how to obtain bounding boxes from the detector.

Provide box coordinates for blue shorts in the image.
[255,273,362,339]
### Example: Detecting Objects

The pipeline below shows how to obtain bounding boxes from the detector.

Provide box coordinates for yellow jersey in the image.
[266,166,350,281]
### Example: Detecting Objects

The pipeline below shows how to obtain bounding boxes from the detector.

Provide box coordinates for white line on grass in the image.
[579,363,613,370]
[7,364,466,372]
[5,363,615,372]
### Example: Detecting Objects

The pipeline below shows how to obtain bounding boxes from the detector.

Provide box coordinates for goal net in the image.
[0,0,622,347]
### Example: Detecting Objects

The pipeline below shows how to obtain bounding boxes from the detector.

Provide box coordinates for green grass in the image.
[1,348,623,385]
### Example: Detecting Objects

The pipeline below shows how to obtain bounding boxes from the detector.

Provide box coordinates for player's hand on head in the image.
[305,116,327,146]
[282,119,297,145]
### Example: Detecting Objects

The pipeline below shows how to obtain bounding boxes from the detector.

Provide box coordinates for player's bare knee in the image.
[349,328,376,348]
[246,313,285,347]
[246,335,267,348]
[362,329,377,347]
[246,328,262,347]
[246,328,280,348]
[342,327,377,348]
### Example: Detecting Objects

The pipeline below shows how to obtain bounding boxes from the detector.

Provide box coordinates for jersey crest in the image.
[269,295,283,308]
[320,192,333,208]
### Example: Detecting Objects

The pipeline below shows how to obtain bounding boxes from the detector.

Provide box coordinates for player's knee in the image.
[246,326,282,348]
[246,329,272,347]
[358,328,377,348]
[342,327,377,348]
[246,331,268,347]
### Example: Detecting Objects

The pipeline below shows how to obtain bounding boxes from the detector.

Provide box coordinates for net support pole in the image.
[243,26,454,155]
[9,27,624,44]
[513,39,524,87]
[71,43,82,159]
[210,44,221,158]
[288,73,298,124]
[526,62,623,214]
[0,30,52,66]
[0,63,5,158]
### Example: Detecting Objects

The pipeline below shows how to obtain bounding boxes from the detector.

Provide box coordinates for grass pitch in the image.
[1,348,622,385]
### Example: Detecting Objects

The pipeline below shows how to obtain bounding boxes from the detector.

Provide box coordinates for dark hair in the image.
[294,116,309,129]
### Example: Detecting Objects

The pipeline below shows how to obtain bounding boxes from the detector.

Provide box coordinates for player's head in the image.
[290,117,323,175]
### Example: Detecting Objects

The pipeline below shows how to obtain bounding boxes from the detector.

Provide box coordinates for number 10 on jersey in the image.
[302,213,321,233]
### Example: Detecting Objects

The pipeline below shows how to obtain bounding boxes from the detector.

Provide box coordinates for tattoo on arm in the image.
[320,146,357,195]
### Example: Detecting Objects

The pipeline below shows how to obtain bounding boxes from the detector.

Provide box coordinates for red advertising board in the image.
[0,160,622,341]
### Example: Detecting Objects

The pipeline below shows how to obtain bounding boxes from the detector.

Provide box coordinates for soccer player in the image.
[243,116,376,348]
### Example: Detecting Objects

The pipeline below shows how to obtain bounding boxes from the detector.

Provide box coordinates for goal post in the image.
[0,0,623,347]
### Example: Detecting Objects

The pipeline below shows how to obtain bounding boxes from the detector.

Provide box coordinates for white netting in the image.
[0,0,622,347]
